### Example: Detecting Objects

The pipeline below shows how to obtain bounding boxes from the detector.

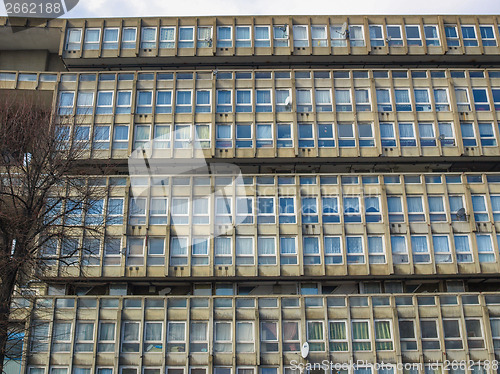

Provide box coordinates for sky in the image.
[1,0,500,18]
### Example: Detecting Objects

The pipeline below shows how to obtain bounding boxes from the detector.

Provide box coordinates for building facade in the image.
[2,14,500,374]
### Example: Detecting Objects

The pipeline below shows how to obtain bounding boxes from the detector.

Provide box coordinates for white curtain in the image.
[414,89,430,103]
[191,322,207,341]
[395,89,410,103]
[160,27,175,41]
[303,237,319,254]
[335,89,351,104]
[257,124,272,139]
[280,238,296,254]
[296,90,311,104]
[428,196,444,212]
[322,197,338,213]
[399,123,414,137]
[216,323,231,341]
[171,238,187,256]
[411,236,428,253]
[364,197,380,212]
[315,89,331,104]
[123,322,139,341]
[215,237,232,255]
[419,123,434,137]
[145,322,162,341]
[324,237,341,254]
[258,237,275,255]
[407,196,423,212]
[168,323,185,341]
[434,89,448,103]
[355,89,369,103]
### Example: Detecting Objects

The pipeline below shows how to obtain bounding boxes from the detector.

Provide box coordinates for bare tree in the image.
[0,94,109,372]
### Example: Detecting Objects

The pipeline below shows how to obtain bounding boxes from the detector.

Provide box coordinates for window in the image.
[476,234,495,262]
[420,319,440,350]
[472,195,489,222]
[84,28,100,50]
[302,197,318,223]
[344,236,364,264]
[97,322,116,352]
[387,196,403,222]
[52,322,72,352]
[273,25,289,47]
[258,237,276,265]
[236,26,251,47]
[254,26,270,47]
[465,319,485,349]
[454,235,472,263]
[236,197,253,224]
[216,90,232,113]
[433,235,452,263]
[376,89,392,112]
[434,89,450,111]
[399,123,416,146]
[368,236,385,263]
[215,124,232,148]
[375,320,393,350]
[174,90,192,113]
[260,321,278,352]
[216,197,232,224]
[236,322,254,353]
[235,89,252,113]
[122,321,140,352]
[58,91,75,115]
[234,237,254,265]
[153,90,172,114]
[424,25,440,46]
[298,124,314,148]
[490,318,500,350]
[144,322,163,352]
[278,237,297,265]
[256,124,273,148]
[303,237,320,265]
[455,88,471,111]
[307,321,325,351]
[386,25,403,46]
[279,197,296,224]
[461,25,478,46]
[407,196,425,222]
[329,321,348,351]
[358,123,374,147]
[315,89,332,112]
[311,25,327,47]
[355,89,371,111]
[322,197,339,223]
[159,27,175,48]
[115,91,132,114]
[275,89,291,112]
[214,237,232,265]
[479,123,497,146]
[277,123,293,148]
[136,91,153,114]
[167,322,186,352]
[256,89,272,112]
[438,122,455,146]
[296,89,312,112]
[461,123,477,146]
[293,25,308,47]
[129,198,146,225]
[364,196,381,222]
[348,25,365,46]
[76,91,94,115]
[217,26,232,48]
[343,196,361,223]
[121,27,137,49]
[141,27,157,49]
[391,235,408,264]
[178,27,194,48]
[133,125,150,150]
[190,322,208,352]
[196,26,212,48]
[411,235,430,263]
[445,25,460,46]
[480,25,497,46]
[369,25,384,46]
[418,123,436,146]
[352,320,371,351]
[335,89,352,111]
[427,195,446,222]
[414,89,431,111]
[380,123,396,147]
[66,28,82,50]
[338,123,355,147]
[170,237,188,266]
[405,25,422,46]
[257,197,275,224]
[280,321,300,352]
[399,320,417,351]
[316,123,335,147]
[492,195,500,221]
[395,89,411,111]
[449,195,466,221]
[443,319,463,350]
[473,88,491,111]
[214,322,232,352]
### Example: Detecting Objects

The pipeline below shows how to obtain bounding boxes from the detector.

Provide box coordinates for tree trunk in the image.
[0,262,19,374]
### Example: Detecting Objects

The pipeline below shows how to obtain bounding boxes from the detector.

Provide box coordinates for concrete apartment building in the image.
[2,14,500,374]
